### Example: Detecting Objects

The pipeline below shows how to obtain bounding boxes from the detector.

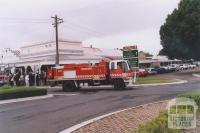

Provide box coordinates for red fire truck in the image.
[48,59,136,91]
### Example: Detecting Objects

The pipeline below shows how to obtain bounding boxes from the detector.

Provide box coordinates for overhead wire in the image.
[0,17,104,38]
[0,17,51,24]
[63,19,104,36]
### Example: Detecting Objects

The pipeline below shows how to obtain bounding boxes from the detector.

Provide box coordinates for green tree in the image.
[159,0,200,60]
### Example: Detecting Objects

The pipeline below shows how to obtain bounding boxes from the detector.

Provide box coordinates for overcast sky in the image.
[0,0,180,55]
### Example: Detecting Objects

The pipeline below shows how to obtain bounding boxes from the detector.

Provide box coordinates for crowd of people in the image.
[7,68,47,87]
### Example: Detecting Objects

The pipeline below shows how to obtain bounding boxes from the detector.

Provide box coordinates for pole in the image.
[51,15,64,66]
[34,65,36,87]
[55,15,59,65]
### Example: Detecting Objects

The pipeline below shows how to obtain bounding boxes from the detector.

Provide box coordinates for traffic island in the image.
[62,101,168,133]
[192,73,200,78]
[62,91,200,133]
[0,85,47,100]
[134,91,200,133]
[135,76,179,84]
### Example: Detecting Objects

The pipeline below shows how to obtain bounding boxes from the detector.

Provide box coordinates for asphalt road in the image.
[0,70,200,133]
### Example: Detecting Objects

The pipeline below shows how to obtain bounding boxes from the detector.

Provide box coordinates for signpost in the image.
[123,45,139,68]
[123,45,139,83]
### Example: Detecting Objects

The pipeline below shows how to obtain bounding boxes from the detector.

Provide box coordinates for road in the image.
[0,70,200,133]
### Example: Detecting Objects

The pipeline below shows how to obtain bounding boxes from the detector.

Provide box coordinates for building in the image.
[0,40,122,72]
[139,52,182,68]
[0,41,182,72]
[0,48,20,67]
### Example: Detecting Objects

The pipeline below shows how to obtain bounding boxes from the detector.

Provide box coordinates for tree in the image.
[159,0,200,60]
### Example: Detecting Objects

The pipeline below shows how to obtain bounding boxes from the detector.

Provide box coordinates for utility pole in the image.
[51,15,64,66]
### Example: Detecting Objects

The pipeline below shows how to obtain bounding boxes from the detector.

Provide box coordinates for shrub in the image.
[134,111,181,133]
[178,91,200,107]
[0,85,47,100]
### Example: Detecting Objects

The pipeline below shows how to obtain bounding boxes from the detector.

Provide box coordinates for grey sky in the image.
[0,0,180,55]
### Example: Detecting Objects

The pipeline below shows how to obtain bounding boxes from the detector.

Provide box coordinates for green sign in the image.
[123,50,138,58]
[128,58,139,68]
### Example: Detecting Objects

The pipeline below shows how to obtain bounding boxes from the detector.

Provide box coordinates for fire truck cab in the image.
[48,59,135,91]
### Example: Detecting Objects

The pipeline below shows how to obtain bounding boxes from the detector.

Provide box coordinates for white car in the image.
[170,64,181,71]
[188,64,196,69]
[179,64,189,70]
[145,68,157,75]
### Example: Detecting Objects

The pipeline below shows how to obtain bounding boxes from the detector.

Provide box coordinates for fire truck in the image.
[47,46,138,91]
[48,60,137,91]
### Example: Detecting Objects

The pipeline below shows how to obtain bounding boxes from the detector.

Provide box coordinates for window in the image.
[117,62,122,69]
[111,62,115,70]
[122,62,129,72]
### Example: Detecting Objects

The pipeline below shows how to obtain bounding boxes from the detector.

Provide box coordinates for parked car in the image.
[145,68,157,75]
[160,66,171,73]
[0,74,7,86]
[179,64,189,70]
[171,64,181,71]
[139,69,148,77]
[188,64,196,69]
[154,67,166,74]
[193,61,200,66]
[167,65,177,72]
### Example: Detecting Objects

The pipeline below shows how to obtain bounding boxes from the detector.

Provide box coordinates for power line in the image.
[0,17,105,36]
[63,20,104,36]
[0,21,51,24]
[62,25,101,37]
[0,17,50,21]
[0,17,51,24]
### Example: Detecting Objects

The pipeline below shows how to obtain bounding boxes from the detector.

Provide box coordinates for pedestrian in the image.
[9,72,14,86]
[40,71,45,86]
[36,72,40,86]
[25,74,29,87]
[19,74,25,86]
[13,73,17,86]
[29,72,34,86]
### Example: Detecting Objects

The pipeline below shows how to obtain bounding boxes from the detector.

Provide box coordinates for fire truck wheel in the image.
[113,79,125,90]
[62,81,76,92]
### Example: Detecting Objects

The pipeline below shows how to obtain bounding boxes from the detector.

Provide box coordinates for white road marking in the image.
[132,79,188,87]
[192,74,200,78]
[53,93,79,96]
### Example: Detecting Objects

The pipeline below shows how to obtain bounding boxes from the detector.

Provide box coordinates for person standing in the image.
[25,74,29,87]
[9,72,14,86]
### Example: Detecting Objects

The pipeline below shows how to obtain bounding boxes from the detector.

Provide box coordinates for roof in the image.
[20,40,82,48]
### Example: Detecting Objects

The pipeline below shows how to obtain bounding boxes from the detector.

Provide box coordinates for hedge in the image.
[0,85,47,100]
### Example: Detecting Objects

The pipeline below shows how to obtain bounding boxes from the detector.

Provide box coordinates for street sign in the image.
[128,58,139,68]
[123,45,139,68]
[123,50,138,58]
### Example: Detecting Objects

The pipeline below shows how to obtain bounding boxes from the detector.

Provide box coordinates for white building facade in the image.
[0,40,122,70]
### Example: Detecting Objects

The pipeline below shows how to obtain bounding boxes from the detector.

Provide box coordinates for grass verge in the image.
[178,91,200,108]
[132,91,200,133]
[133,111,181,133]
[135,76,178,84]
[0,85,47,100]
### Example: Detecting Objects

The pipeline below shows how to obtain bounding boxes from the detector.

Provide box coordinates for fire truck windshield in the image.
[127,61,132,70]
